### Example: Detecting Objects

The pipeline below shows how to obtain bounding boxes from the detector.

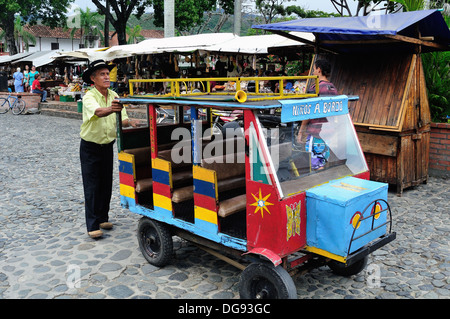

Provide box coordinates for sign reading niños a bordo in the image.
[280,95,349,123]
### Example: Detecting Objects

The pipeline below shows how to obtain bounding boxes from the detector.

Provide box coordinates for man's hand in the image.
[111,99,123,113]
[94,99,124,118]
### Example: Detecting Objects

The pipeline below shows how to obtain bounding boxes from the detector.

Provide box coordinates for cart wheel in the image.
[328,256,368,277]
[239,262,297,299]
[137,217,173,267]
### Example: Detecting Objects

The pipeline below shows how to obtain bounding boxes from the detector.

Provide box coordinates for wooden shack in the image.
[324,52,430,195]
[258,9,450,195]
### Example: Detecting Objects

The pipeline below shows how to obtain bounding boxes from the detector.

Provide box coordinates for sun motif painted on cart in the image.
[250,189,273,218]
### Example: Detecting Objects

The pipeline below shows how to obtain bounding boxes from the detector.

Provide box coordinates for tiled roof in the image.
[140,29,164,39]
[15,25,164,41]
[23,25,82,39]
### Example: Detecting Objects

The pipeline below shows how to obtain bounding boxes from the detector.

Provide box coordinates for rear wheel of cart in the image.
[138,217,173,267]
[239,262,297,299]
[328,255,368,277]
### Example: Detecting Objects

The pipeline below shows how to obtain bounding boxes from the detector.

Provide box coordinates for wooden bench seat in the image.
[218,194,246,218]
[172,175,245,203]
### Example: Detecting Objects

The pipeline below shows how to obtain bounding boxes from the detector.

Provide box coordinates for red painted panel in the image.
[355,170,370,180]
[148,104,158,159]
[194,193,217,212]
[246,180,307,258]
[152,181,171,198]
[119,172,135,187]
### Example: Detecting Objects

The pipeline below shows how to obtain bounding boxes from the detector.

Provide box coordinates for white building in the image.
[0,24,100,55]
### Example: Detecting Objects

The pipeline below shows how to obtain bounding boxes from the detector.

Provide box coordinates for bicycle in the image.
[0,94,27,115]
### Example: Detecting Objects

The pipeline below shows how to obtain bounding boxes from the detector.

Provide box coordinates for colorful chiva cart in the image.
[116,76,396,299]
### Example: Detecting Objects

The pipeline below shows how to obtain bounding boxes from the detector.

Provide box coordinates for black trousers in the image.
[80,139,114,232]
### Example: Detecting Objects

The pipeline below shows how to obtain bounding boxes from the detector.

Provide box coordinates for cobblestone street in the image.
[0,113,449,300]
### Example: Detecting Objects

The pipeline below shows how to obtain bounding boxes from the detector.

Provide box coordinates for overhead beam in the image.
[269,30,338,54]
[384,34,448,50]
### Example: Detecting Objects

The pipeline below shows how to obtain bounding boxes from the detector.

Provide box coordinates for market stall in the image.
[253,9,450,195]
[48,33,315,102]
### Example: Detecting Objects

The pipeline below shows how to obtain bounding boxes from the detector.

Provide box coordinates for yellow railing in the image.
[128,76,319,102]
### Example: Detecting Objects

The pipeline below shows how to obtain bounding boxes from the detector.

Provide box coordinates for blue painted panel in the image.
[193,179,216,199]
[306,177,388,257]
[124,199,247,252]
[119,160,134,175]
[152,168,170,186]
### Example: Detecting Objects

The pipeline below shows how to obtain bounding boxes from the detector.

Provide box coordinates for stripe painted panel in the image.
[194,193,217,212]
[152,169,170,186]
[119,172,135,187]
[120,184,135,199]
[195,206,218,225]
[152,206,174,221]
[153,181,172,198]
[193,179,217,199]
[194,218,219,235]
[193,165,216,184]
[152,157,171,172]
[153,193,172,212]
[119,160,134,175]
[118,152,134,163]
[120,195,136,209]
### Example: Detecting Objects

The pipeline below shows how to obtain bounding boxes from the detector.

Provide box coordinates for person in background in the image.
[23,65,30,92]
[13,67,24,93]
[28,65,39,88]
[80,60,137,239]
[31,73,47,102]
[109,59,118,92]
[307,59,338,96]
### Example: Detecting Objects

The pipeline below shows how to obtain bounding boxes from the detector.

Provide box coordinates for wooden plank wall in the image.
[321,53,413,129]
[315,53,431,194]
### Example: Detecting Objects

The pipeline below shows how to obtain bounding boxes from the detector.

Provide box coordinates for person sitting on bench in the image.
[31,73,47,102]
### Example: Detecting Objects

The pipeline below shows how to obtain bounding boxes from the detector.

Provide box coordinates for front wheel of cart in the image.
[239,262,297,299]
[328,255,368,277]
[138,217,173,267]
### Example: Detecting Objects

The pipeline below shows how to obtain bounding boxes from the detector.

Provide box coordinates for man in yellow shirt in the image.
[80,59,136,239]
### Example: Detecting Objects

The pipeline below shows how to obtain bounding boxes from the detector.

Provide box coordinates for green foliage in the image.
[0,0,73,54]
[423,50,450,122]
[151,0,234,32]
[69,7,104,47]
[388,1,450,122]
[0,0,75,27]
[422,14,450,122]
[14,16,36,51]
[388,0,425,11]
[126,25,145,44]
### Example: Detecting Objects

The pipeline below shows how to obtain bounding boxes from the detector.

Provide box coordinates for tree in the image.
[151,0,235,34]
[255,0,292,24]
[393,0,450,122]
[285,6,339,18]
[91,0,152,45]
[14,16,36,53]
[388,0,425,10]
[329,0,399,16]
[126,25,145,43]
[0,16,36,53]
[193,0,236,35]
[69,7,104,48]
[0,0,74,55]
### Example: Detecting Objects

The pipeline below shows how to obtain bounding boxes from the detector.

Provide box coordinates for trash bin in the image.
[0,72,8,92]
[77,100,83,113]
